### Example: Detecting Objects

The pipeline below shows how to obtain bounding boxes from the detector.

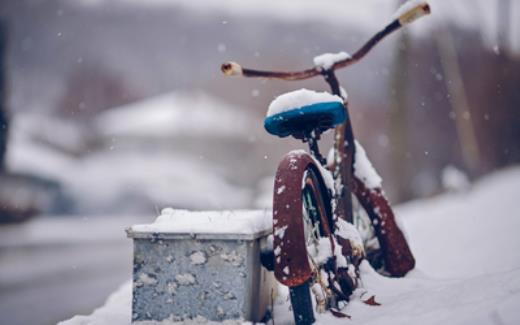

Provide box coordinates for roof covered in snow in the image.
[96,92,256,139]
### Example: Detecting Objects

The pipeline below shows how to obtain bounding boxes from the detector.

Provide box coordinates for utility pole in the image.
[389,1,411,202]
[497,0,511,54]
[435,28,480,175]
[0,19,8,173]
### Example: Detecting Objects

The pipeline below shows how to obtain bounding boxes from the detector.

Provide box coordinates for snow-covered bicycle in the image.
[221,2,430,324]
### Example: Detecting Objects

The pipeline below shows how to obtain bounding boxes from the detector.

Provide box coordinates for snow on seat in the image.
[264,88,345,138]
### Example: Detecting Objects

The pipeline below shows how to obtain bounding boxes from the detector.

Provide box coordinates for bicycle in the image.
[221,2,430,324]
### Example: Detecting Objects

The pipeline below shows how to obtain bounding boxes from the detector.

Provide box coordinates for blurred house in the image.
[4,91,273,216]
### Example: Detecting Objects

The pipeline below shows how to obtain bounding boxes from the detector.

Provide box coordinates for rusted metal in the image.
[332,105,356,225]
[272,151,333,287]
[353,176,415,276]
[317,69,356,226]
[220,16,408,82]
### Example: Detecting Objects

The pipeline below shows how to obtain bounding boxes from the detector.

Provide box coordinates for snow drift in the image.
[59,166,520,324]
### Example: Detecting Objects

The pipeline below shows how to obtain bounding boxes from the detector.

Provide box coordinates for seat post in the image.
[305,130,326,166]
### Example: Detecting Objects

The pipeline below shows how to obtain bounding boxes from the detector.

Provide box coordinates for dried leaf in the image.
[363,295,381,306]
[330,308,352,319]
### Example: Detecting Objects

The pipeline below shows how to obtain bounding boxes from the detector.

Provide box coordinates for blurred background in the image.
[0,0,518,324]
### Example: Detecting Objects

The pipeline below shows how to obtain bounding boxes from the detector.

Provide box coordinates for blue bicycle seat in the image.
[264,101,346,138]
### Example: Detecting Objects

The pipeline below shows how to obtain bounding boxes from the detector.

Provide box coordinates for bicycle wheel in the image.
[288,166,334,325]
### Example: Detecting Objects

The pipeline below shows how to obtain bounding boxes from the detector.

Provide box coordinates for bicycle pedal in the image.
[260,248,275,272]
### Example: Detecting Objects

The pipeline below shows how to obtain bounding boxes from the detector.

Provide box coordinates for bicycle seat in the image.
[264,89,346,138]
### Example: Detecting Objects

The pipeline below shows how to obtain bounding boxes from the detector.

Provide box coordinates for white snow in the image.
[189,251,207,265]
[137,273,158,286]
[58,281,132,325]
[175,273,196,286]
[219,251,244,267]
[335,218,364,252]
[273,225,288,239]
[441,165,470,192]
[96,92,254,139]
[326,147,335,168]
[339,87,348,101]
[61,167,520,325]
[313,51,351,70]
[267,89,343,117]
[392,0,428,20]
[354,140,383,189]
[308,237,334,266]
[332,238,349,268]
[129,209,271,236]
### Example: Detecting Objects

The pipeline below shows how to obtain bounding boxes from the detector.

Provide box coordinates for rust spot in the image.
[221,63,232,74]
[422,3,431,15]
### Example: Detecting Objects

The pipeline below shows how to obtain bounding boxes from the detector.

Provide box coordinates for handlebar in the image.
[221,2,430,81]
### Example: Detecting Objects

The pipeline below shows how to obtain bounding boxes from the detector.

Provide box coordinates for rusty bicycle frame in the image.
[221,1,430,319]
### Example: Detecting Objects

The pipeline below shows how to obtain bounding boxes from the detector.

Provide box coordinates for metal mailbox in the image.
[127,209,274,323]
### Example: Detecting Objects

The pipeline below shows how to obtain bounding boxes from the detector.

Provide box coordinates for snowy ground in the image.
[59,166,520,325]
[0,215,148,325]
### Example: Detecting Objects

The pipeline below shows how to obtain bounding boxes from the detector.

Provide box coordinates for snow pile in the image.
[441,165,470,192]
[61,167,520,325]
[129,208,272,236]
[313,51,351,70]
[354,140,382,189]
[267,89,343,117]
[58,281,132,325]
[397,167,520,278]
[335,218,364,251]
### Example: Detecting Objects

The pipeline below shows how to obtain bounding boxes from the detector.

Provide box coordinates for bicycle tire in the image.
[288,166,334,325]
[289,281,315,325]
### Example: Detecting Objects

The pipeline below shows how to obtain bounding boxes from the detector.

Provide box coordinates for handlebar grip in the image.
[221,61,243,76]
[397,2,431,26]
